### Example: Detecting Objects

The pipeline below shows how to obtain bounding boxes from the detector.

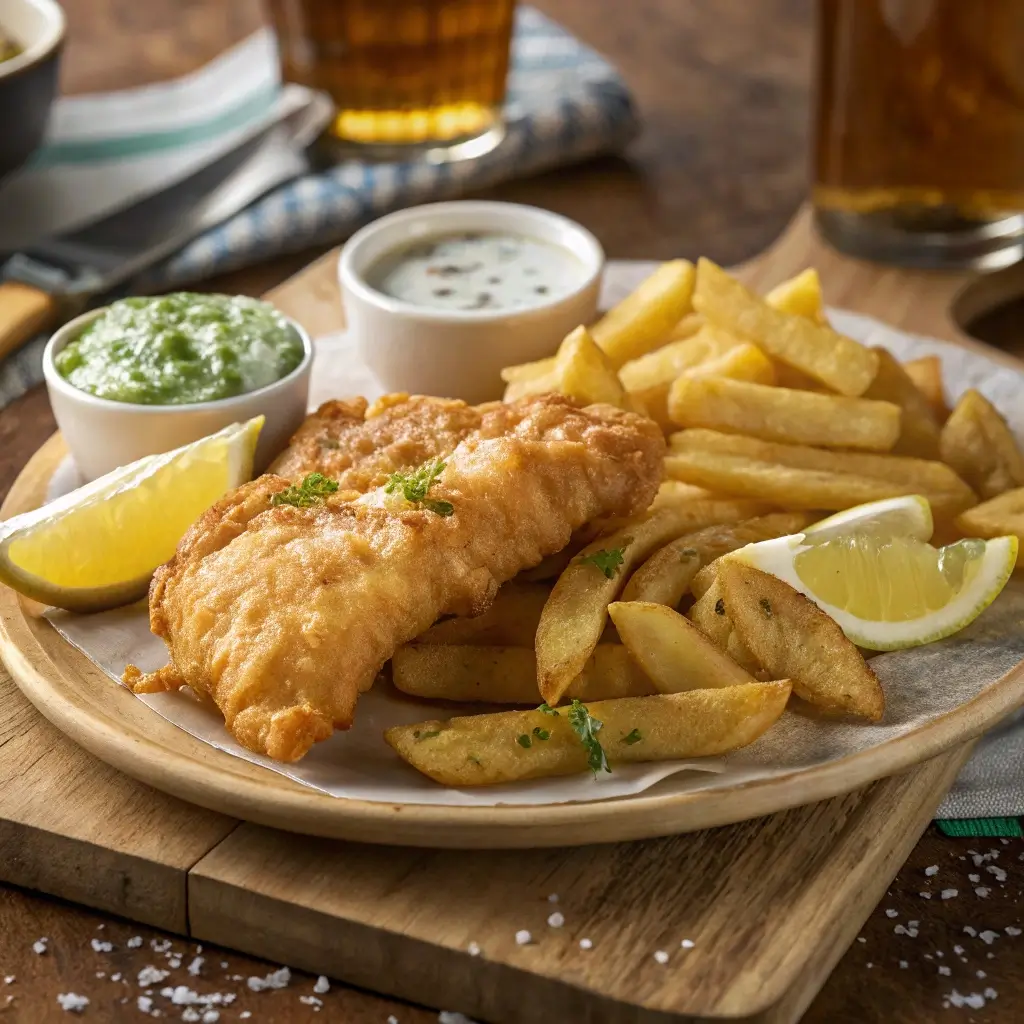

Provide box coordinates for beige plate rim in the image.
[2,433,1023,850]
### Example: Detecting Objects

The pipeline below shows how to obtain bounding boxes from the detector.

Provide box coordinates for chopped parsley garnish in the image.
[385,458,454,517]
[568,699,610,776]
[271,472,339,508]
[537,703,560,716]
[714,597,726,616]
[517,733,533,749]
[532,727,550,741]
[577,546,625,579]
[759,598,773,618]
[413,728,441,741]
[621,728,642,745]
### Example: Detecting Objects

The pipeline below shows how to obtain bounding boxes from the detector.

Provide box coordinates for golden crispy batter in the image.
[268,393,500,492]
[131,395,665,762]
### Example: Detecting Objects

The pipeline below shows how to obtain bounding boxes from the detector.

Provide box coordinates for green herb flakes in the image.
[413,728,441,741]
[271,472,340,508]
[532,727,550,741]
[568,699,610,776]
[385,458,453,516]
[577,547,626,579]
[621,728,642,745]
[517,733,533,749]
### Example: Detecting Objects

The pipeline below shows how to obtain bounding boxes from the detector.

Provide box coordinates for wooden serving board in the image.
[0,208,1020,1023]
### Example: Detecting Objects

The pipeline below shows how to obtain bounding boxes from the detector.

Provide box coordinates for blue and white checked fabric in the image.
[0,7,638,412]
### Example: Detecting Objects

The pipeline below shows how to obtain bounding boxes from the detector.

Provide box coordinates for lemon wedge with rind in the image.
[728,495,1018,651]
[0,417,262,613]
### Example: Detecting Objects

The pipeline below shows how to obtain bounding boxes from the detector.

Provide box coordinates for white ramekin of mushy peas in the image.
[338,201,604,404]
[43,293,312,481]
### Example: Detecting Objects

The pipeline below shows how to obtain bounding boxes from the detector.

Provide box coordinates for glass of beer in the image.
[265,0,516,162]
[813,0,1024,269]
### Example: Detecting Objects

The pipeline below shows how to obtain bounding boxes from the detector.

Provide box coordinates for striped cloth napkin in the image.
[0,6,638,412]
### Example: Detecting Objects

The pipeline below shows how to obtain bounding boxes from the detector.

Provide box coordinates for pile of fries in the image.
[385,259,1024,788]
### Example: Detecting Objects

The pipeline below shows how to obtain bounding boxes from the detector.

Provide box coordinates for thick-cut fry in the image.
[718,562,885,721]
[682,342,776,385]
[501,356,555,383]
[666,429,976,517]
[693,258,879,396]
[609,601,757,692]
[591,259,697,367]
[765,268,828,324]
[667,376,901,450]
[518,547,578,582]
[863,347,942,459]
[650,480,717,510]
[415,583,550,646]
[619,325,744,393]
[955,486,1024,544]
[535,497,770,705]
[688,581,762,674]
[903,355,949,421]
[666,312,705,342]
[940,389,1024,500]
[392,643,655,703]
[622,511,814,606]
[385,682,792,786]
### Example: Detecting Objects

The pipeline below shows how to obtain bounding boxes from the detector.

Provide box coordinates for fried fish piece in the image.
[129,395,665,762]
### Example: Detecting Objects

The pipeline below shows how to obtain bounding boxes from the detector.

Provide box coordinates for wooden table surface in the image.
[1,1,1022,1021]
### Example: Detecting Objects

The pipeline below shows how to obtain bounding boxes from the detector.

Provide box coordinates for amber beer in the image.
[813,0,1024,268]
[266,0,516,156]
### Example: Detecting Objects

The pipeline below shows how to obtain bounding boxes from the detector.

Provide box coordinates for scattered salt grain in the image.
[976,887,992,898]
[137,967,169,987]
[547,912,565,928]
[987,952,995,959]
[220,962,228,970]
[3,977,12,985]
[954,944,965,955]
[986,865,1008,882]
[127,936,143,949]
[969,874,981,883]
[985,987,998,999]
[653,951,669,964]
[388,1017,399,1024]
[439,1013,474,1024]
[240,1015,251,1021]
[977,970,987,979]
[946,990,986,1010]
[168,957,182,969]
[32,938,48,955]
[941,889,958,900]
[111,973,121,983]
[56,993,89,1013]
[247,967,291,992]
[90,938,113,953]
[865,962,873,969]
[857,937,866,944]
[964,927,978,937]
[182,1010,200,1023]
[467,943,481,957]
[95,972,105,979]
[980,930,999,945]
[547,893,559,903]
[137,996,153,1013]
[299,996,322,1008]
[314,975,330,994]
[885,909,898,918]
[939,966,951,976]
[579,939,593,951]
[919,892,932,899]
[151,939,172,953]
[925,865,939,877]
[1006,926,1022,936]
[899,961,908,969]
[515,930,532,946]
[187,956,204,977]
[680,939,695,949]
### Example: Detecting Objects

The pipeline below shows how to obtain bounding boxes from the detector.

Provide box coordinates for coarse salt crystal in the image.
[188,956,204,977]
[127,936,143,949]
[865,962,873,969]
[467,943,481,957]
[3,977,12,985]
[899,960,908,969]
[984,987,998,999]
[90,938,113,953]
[182,1011,200,1024]
[95,972,105,979]
[56,993,89,1013]
[964,927,978,937]
[299,996,322,1007]
[885,909,898,918]
[547,912,565,928]
[980,930,999,945]
[137,996,153,1013]
[547,893,559,903]
[925,865,939,876]
[32,938,47,955]
[653,951,669,964]
[969,874,981,883]
[137,967,169,987]
[680,939,695,949]
[111,973,121,982]
[151,939,172,953]
[314,975,330,994]
[579,938,593,951]
[954,944,965,954]
[240,1015,251,1021]
[1006,926,1022,936]
[976,887,992,898]
[220,962,228,970]
[246,967,291,992]
[515,930,532,946]
[977,970,987,979]
[857,937,866,944]
[168,957,182,969]
[938,966,951,976]
[388,1017,399,1024]
[986,865,1008,882]
[438,1014,474,1024]
[919,892,932,899]
[940,889,958,900]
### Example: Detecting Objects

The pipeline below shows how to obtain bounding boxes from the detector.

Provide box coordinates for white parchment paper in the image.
[43,262,1024,808]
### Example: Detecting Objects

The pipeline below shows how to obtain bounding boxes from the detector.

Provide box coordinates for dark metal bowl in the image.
[0,0,65,182]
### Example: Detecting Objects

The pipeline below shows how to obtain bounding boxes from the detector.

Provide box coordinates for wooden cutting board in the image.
[0,208,1017,1023]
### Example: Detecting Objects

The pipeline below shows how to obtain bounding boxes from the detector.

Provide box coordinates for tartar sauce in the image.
[368,232,588,312]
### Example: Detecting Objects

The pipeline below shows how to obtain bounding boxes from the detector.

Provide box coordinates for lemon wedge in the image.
[0,417,263,612]
[729,495,1018,650]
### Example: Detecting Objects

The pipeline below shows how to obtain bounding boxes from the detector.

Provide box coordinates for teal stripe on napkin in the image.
[936,818,1023,838]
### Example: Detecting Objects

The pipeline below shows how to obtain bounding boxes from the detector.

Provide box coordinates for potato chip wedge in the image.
[765,267,828,324]
[717,562,884,720]
[393,643,655,703]
[688,581,762,675]
[622,511,814,606]
[501,356,556,383]
[415,582,551,646]
[667,311,705,342]
[902,355,949,422]
[618,325,744,393]
[863,347,941,459]
[681,342,776,386]
[385,682,792,786]
[592,259,697,367]
[609,601,757,692]
[940,389,1024,500]
[955,486,1024,545]
[650,480,718,510]
[667,376,901,450]
[693,258,878,396]
[535,498,769,704]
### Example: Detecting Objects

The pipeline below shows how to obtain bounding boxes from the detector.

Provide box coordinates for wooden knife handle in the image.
[0,281,59,362]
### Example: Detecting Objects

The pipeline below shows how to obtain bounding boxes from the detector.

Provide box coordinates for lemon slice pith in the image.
[0,417,263,613]
[729,495,1018,650]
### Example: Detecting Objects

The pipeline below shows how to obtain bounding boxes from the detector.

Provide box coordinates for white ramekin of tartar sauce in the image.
[338,201,604,403]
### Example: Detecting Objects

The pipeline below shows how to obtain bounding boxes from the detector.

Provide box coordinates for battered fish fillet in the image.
[268,393,500,493]
[129,395,665,762]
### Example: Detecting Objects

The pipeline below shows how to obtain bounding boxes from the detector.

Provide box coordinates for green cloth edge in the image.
[935,817,1023,838]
